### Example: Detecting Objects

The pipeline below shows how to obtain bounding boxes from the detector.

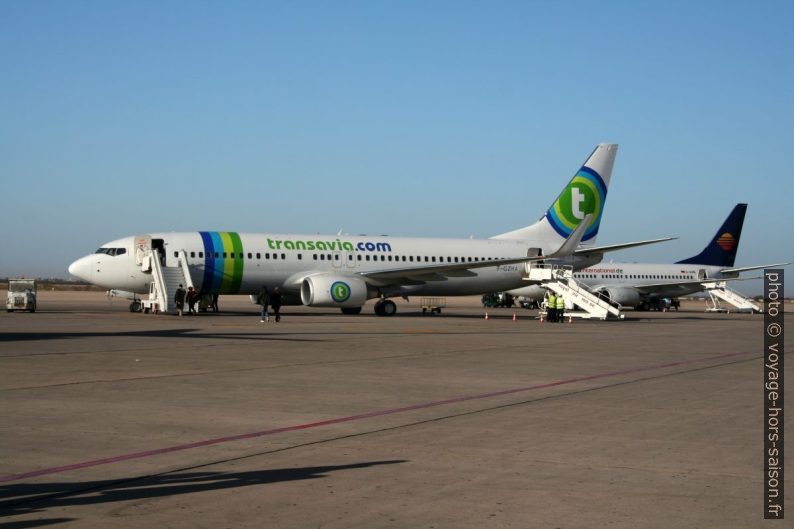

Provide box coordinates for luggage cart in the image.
[420,297,446,315]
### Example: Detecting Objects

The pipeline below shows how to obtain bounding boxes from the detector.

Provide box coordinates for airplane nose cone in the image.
[68,256,93,282]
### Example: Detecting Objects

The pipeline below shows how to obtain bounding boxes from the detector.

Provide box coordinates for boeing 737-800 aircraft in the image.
[509,203,790,310]
[68,144,669,316]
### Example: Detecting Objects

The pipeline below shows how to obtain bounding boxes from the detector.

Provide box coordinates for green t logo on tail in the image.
[545,167,607,242]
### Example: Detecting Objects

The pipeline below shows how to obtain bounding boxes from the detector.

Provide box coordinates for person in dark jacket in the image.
[270,287,283,323]
[257,286,270,322]
[186,286,198,315]
[174,284,186,316]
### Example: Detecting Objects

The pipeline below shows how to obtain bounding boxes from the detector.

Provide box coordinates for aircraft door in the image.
[344,251,357,269]
[134,235,152,266]
[698,269,707,280]
[332,251,342,269]
[151,239,166,266]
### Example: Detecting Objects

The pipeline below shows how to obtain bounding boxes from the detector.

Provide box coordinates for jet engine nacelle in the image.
[599,287,641,307]
[300,274,369,308]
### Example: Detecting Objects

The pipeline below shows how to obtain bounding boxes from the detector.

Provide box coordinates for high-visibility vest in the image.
[548,294,556,307]
[556,297,565,310]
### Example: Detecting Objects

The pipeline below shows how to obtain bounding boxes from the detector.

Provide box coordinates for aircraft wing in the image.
[361,214,593,283]
[573,237,676,257]
[720,262,791,274]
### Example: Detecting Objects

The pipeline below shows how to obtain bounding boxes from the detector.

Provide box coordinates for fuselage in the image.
[510,261,737,304]
[573,262,734,298]
[69,231,569,303]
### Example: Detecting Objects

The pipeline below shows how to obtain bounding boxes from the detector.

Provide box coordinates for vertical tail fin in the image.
[492,143,618,242]
[675,203,747,267]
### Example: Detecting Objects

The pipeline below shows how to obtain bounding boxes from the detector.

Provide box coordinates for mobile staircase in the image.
[139,249,195,313]
[702,280,762,313]
[523,263,624,320]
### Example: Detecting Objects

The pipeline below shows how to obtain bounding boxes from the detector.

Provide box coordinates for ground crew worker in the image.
[556,293,566,322]
[547,292,557,322]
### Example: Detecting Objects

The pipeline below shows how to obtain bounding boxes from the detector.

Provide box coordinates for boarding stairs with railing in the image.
[523,263,624,320]
[139,249,195,313]
[701,280,762,313]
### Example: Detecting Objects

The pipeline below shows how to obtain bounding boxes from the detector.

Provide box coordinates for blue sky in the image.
[1,1,792,295]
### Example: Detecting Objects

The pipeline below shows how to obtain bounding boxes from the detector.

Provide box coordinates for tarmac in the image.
[0,291,790,528]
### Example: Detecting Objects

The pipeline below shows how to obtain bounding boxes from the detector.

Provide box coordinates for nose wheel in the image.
[374,299,397,316]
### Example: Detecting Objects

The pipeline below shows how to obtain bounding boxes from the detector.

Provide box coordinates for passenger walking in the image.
[211,292,219,312]
[556,293,566,323]
[257,286,270,322]
[174,284,186,316]
[547,292,557,323]
[270,287,283,323]
[186,286,198,314]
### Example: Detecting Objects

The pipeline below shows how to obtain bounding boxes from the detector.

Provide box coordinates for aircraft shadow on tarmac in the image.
[0,329,326,343]
[0,460,406,524]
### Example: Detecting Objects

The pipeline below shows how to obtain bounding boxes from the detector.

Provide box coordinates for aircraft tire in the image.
[379,300,397,317]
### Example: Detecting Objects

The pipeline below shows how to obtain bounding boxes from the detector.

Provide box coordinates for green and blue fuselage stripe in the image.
[199,231,244,293]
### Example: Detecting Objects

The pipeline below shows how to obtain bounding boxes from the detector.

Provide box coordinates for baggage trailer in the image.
[420,297,446,314]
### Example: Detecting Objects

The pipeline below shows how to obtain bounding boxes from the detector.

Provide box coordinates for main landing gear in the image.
[374,299,397,317]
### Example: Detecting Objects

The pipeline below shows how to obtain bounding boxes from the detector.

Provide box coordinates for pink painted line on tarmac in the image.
[0,351,753,483]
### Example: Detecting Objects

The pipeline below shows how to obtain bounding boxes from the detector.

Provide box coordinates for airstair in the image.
[701,281,762,313]
[139,249,195,313]
[523,263,624,320]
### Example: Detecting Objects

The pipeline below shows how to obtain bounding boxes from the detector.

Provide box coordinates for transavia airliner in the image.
[508,203,790,310]
[68,144,669,316]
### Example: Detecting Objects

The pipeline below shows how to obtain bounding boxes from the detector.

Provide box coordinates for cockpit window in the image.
[95,247,127,256]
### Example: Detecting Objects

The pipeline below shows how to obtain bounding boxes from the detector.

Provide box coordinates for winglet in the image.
[545,213,593,259]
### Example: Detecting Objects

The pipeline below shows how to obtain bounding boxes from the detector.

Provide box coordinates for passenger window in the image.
[247,252,252,259]
[321,254,325,260]
[199,252,204,258]
[256,253,260,259]
[432,257,436,262]
[174,251,178,258]
[366,255,371,261]
[281,253,286,259]
[313,254,317,260]
[357,255,362,261]
[223,252,227,258]
[215,252,219,258]
[298,254,302,260]
[190,251,196,258]
[380,255,385,261]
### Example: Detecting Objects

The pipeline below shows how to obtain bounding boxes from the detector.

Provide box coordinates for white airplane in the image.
[509,203,790,310]
[68,143,670,316]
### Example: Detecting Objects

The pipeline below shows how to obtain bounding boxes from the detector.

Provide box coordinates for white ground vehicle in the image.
[6,279,37,312]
